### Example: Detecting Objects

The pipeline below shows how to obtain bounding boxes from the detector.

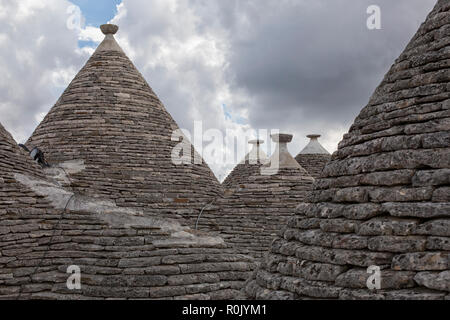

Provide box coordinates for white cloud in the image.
[0,0,90,143]
[78,26,103,43]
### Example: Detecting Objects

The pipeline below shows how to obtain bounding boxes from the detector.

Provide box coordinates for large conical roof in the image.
[27,24,221,226]
[1,122,254,300]
[205,134,314,259]
[245,0,450,300]
[295,135,331,179]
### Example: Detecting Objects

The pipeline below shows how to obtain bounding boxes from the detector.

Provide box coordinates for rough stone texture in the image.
[245,0,450,300]
[206,139,314,259]
[25,27,222,228]
[295,154,331,179]
[0,122,255,300]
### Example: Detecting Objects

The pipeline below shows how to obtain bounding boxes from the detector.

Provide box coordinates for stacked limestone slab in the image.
[204,135,314,259]
[245,0,450,300]
[1,123,255,300]
[26,25,221,227]
[295,135,331,179]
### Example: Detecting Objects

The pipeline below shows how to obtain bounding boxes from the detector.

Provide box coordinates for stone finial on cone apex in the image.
[264,133,301,170]
[244,140,268,165]
[271,133,293,144]
[100,24,119,35]
[300,134,330,155]
[95,24,123,53]
[249,139,264,145]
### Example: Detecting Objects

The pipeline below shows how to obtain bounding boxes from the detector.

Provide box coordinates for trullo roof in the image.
[295,135,331,179]
[245,0,450,300]
[204,134,314,259]
[0,122,254,300]
[26,24,221,227]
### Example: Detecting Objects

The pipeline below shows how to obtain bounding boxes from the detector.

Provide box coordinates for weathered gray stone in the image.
[384,289,446,300]
[335,269,416,289]
[357,218,419,236]
[432,187,450,201]
[414,271,450,291]
[339,289,385,300]
[295,230,335,247]
[392,252,449,271]
[320,219,360,233]
[332,234,368,250]
[383,202,450,218]
[167,273,220,286]
[414,219,450,236]
[412,169,450,186]
[426,237,450,250]
[296,262,348,282]
[368,236,427,253]
[342,204,384,220]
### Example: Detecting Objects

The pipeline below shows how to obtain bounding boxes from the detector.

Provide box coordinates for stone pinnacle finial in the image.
[95,24,123,53]
[299,133,330,155]
[244,140,267,165]
[249,139,264,145]
[271,133,293,144]
[264,133,301,170]
[100,24,119,35]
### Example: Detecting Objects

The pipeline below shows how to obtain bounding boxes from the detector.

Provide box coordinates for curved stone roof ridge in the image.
[245,0,450,300]
[26,24,221,227]
[0,122,255,300]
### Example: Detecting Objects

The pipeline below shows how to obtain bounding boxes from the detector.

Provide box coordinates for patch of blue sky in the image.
[234,117,247,125]
[78,40,98,48]
[70,0,122,27]
[222,104,232,121]
[222,104,248,125]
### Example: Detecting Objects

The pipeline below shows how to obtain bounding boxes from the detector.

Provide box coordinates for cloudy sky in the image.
[0,0,436,180]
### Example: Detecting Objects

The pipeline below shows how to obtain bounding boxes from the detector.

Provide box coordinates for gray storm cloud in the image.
[0,0,436,179]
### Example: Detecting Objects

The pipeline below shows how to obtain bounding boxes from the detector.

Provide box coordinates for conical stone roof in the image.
[295,135,331,179]
[26,24,221,226]
[1,122,254,300]
[204,134,314,259]
[245,0,450,300]
[223,139,268,187]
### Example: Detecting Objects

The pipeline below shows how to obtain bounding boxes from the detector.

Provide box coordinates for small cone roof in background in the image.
[245,0,450,300]
[27,24,221,226]
[295,135,331,179]
[0,122,254,300]
[223,139,268,187]
[208,134,314,259]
